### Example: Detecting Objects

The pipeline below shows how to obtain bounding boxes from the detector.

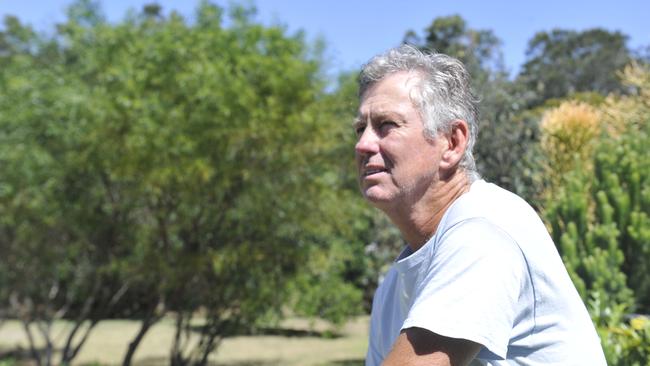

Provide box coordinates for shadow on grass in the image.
[121,356,167,366]
[215,361,281,366]
[188,322,343,339]
[133,356,284,366]
[246,326,342,339]
[0,346,53,362]
[324,360,364,366]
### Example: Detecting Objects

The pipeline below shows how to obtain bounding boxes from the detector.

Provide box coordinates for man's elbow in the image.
[381,327,482,366]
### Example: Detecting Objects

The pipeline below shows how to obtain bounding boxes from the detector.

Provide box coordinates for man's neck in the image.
[387,171,472,252]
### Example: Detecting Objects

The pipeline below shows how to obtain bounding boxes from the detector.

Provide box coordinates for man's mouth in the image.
[363,167,387,177]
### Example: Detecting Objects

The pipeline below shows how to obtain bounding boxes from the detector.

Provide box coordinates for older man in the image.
[355,45,606,365]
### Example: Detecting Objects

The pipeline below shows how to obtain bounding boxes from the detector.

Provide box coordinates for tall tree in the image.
[0,12,131,365]
[404,14,504,79]
[518,28,632,107]
[0,1,364,364]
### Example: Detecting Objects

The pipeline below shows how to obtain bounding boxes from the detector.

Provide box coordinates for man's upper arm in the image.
[382,327,481,366]
[399,218,528,359]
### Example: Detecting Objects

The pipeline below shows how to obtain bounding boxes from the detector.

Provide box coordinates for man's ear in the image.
[439,119,469,171]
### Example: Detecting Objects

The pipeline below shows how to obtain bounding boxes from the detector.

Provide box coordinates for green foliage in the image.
[404,14,504,77]
[519,28,632,107]
[543,117,649,314]
[0,12,124,364]
[592,121,650,311]
[601,318,650,365]
[2,4,648,364]
[0,1,365,364]
[590,294,650,365]
[545,162,635,312]
[289,240,363,327]
[541,104,650,363]
[539,64,650,364]
[355,213,405,310]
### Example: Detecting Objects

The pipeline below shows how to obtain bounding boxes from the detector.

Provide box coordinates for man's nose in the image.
[355,127,379,156]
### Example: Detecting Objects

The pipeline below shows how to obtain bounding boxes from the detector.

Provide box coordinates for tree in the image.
[0,11,132,365]
[0,1,365,364]
[404,14,504,79]
[518,28,632,107]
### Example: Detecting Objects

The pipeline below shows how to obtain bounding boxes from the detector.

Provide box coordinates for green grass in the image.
[0,316,368,366]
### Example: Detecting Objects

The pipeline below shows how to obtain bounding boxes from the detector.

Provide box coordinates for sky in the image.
[1,0,649,78]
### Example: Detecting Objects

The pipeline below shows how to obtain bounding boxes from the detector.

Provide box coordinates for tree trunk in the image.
[61,320,98,363]
[197,333,221,366]
[22,320,43,366]
[170,312,189,366]
[121,311,161,366]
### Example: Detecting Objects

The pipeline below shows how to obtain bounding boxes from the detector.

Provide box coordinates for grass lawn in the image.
[0,316,368,366]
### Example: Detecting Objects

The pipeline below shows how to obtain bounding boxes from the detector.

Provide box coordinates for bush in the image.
[539,63,650,362]
[590,294,650,365]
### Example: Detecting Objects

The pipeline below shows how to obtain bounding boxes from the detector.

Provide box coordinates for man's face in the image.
[355,72,446,210]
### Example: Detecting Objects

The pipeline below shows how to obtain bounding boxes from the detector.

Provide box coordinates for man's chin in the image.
[362,188,394,207]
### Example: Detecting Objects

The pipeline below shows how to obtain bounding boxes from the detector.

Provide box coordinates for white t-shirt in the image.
[366,180,606,365]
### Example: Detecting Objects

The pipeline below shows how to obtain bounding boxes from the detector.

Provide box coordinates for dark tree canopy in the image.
[519,28,632,107]
[404,14,504,79]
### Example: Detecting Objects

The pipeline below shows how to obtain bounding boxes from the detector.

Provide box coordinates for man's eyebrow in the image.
[371,111,404,123]
[352,110,404,129]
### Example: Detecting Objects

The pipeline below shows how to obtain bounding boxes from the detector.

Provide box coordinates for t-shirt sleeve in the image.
[401,217,530,359]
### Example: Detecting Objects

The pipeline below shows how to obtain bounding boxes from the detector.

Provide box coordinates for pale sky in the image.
[2,0,649,78]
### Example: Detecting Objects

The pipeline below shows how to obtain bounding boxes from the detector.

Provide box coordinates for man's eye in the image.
[355,125,366,136]
[379,121,397,131]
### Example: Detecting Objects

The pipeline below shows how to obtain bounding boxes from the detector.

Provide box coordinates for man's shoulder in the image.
[439,180,540,237]
[456,180,531,213]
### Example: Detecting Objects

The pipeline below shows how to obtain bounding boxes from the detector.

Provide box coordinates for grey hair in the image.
[358,44,480,181]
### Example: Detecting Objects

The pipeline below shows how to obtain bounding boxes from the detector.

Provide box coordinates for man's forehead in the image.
[361,70,422,96]
[358,73,421,115]
[357,93,417,121]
